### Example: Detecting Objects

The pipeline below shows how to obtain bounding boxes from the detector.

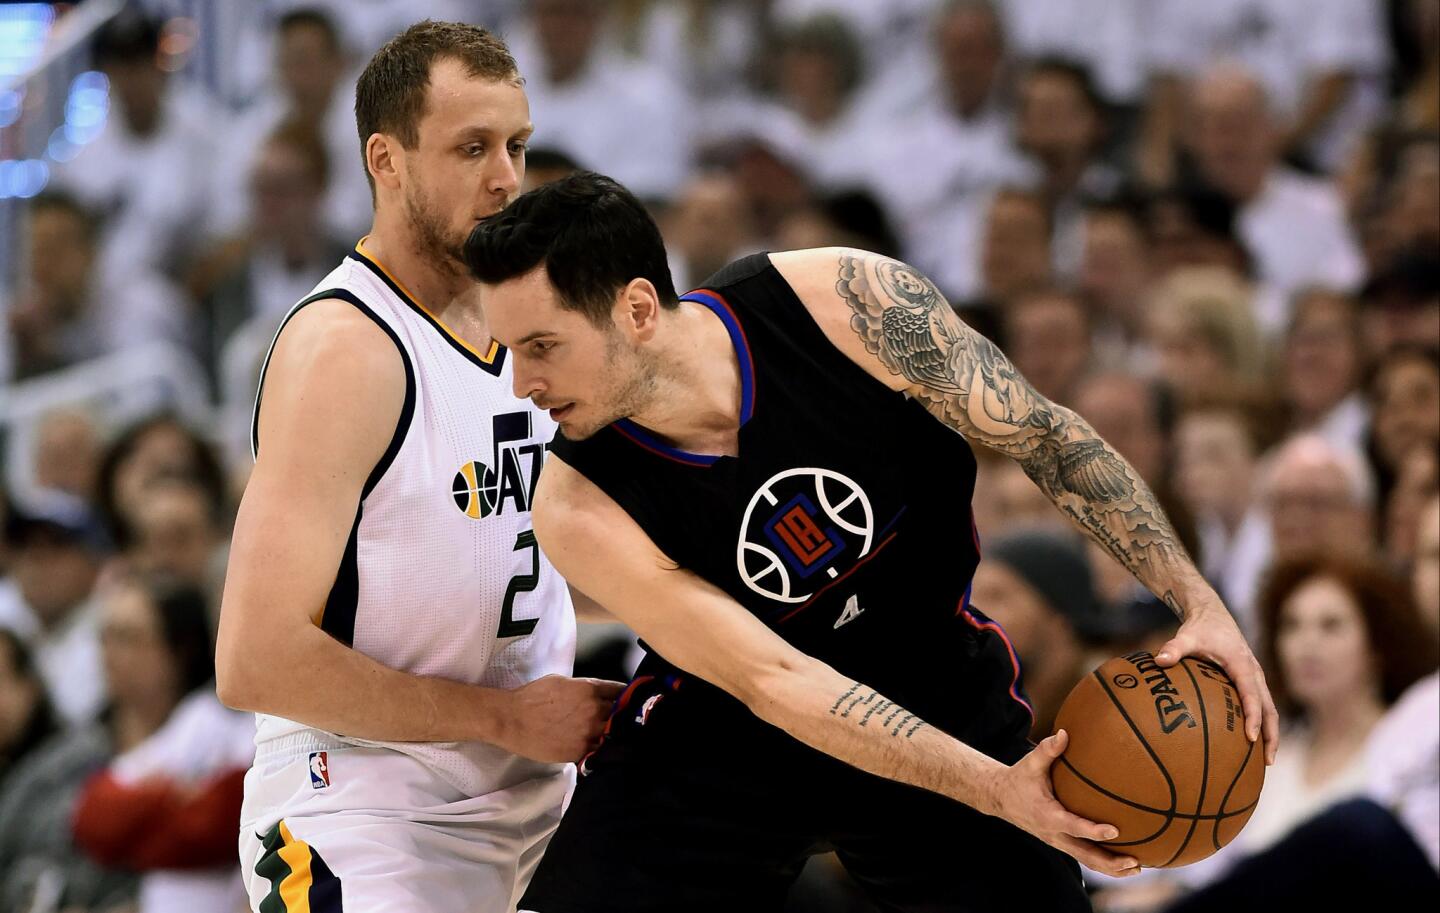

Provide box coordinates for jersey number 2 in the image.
[499,530,540,638]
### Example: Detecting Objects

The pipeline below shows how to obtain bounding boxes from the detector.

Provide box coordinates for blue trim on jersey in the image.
[611,288,755,467]
[679,290,755,426]
[611,422,722,466]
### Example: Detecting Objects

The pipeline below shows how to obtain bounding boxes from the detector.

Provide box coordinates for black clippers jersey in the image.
[552,254,996,709]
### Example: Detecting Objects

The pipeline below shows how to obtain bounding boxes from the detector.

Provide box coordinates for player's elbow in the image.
[730,651,821,722]
[214,615,270,712]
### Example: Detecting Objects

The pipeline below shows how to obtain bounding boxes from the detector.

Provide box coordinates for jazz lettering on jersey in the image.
[452,412,548,519]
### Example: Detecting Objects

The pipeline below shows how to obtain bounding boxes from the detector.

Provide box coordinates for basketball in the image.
[1050,651,1266,868]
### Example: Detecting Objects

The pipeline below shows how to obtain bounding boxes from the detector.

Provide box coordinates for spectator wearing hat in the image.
[0,492,110,725]
[968,530,1106,739]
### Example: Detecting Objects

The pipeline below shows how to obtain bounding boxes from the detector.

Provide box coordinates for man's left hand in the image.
[1153,592,1280,765]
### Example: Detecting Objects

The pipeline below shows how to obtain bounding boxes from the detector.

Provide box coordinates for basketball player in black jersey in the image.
[466,172,1280,913]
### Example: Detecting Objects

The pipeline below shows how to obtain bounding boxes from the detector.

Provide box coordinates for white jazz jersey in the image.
[249,244,576,797]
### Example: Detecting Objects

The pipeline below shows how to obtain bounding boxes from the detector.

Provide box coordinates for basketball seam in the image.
[1093,670,1180,831]
[1053,756,1255,824]
[1211,729,1259,851]
[1160,661,1212,867]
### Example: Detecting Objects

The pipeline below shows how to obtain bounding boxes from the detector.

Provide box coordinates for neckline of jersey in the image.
[611,288,756,468]
[348,238,507,377]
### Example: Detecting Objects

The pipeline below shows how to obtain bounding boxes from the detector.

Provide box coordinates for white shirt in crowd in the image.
[1148,0,1390,170]
[1367,672,1440,872]
[51,84,217,283]
[0,591,106,727]
[508,28,693,200]
[1001,0,1147,104]
[1240,167,1366,314]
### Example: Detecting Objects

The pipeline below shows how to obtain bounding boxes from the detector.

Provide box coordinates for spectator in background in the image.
[1236,555,1433,863]
[1173,397,1273,638]
[0,573,230,913]
[970,530,1103,739]
[1184,66,1366,314]
[512,0,692,199]
[774,189,903,260]
[30,408,104,505]
[1359,251,1440,357]
[0,630,58,793]
[1367,347,1440,486]
[126,475,230,623]
[50,9,215,283]
[211,8,372,244]
[96,415,229,556]
[975,186,1053,308]
[1014,59,1121,280]
[1281,289,1370,454]
[1079,197,1154,370]
[752,14,879,193]
[521,145,583,193]
[1263,435,1378,566]
[970,450,1071,541]
[0,494,108,726]
[1143,0,1389,181]
[198,120,352,394]
[1366,348,1440,563]
[70,573,253,913]
[7,193,191,382]
[664,170,763,293]
[877,0,1029,301]
[1146,266,1267,403]
[999,0,1144,108]
[1000,287,1092,407]
[1071,372,1198,619]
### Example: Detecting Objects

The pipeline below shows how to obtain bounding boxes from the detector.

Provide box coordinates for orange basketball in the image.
[1050,651,1266,868]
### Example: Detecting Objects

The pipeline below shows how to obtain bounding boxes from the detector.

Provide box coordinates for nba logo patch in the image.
[309,751,331,789]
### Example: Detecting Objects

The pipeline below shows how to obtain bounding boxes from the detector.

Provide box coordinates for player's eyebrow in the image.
[516,330,555,345]
[455,123,534,142]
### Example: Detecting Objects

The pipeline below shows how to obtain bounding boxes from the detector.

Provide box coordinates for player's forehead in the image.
[482,266,566,339]
[418,58,530,141]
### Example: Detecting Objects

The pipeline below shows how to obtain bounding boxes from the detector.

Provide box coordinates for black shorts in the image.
[521,612,1090,913]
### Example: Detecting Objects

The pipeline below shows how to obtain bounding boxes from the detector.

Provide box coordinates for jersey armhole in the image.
[250,288,417,500]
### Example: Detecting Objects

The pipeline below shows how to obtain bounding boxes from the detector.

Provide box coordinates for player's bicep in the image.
[533,457,805,702]
[774,248,1061,456]
[220,303,406,637]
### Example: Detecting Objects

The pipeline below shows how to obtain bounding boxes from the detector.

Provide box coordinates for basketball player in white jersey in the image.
[215,21,623,912]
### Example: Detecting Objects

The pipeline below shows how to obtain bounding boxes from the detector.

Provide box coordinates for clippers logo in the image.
[308,751,330,789]
[452,412,548,519]
[737,468,874,604]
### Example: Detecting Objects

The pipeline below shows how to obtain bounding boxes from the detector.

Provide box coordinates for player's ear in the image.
[366,133,401,192]
[618,277,661,342]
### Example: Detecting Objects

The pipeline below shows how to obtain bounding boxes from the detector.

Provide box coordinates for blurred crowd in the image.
[0,1,1437,911]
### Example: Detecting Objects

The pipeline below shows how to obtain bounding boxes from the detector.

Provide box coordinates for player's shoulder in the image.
[273,299,404,382]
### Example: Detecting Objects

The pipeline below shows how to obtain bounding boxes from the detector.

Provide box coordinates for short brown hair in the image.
[1257,552,1438,718]
[354,20,521,194]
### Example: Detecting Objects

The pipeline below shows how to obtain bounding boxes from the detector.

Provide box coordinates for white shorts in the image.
[238,740,573,913]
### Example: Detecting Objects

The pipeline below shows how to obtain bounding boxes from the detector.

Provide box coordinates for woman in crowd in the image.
[0,573,248,912]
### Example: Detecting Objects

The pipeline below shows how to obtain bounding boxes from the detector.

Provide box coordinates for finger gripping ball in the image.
[1050,651,1266,868]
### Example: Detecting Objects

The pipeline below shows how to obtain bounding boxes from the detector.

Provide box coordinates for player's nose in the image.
[487,151,520,198]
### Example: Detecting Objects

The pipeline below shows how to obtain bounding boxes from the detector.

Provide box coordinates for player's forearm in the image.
[216,620,512,743]
[1017,404,1205,619]
[741,655,1006,814]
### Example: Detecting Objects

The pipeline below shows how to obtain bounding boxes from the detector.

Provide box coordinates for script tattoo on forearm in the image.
[836,253,1191,605]
[830,682,927,738]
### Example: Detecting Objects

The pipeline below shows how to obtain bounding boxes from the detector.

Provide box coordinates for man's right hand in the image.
[983,730,1142,878]
[497,675,627,763]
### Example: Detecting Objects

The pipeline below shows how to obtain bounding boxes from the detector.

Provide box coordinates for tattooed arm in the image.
[770,247,1278,764]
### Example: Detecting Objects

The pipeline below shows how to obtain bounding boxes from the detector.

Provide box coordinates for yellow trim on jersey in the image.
[353,237,502,364]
